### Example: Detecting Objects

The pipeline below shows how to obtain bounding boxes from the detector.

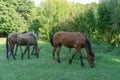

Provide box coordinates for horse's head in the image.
[35,47,41,58]
[87,53,95,68]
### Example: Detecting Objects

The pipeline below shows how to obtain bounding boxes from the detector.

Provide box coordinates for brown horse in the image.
[14,32,38,56]
[6,32,40,60]
[50,31,95,68]
[17,33,40,60]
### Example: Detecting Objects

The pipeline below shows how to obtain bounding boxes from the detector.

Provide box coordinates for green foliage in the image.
[0,1,27,33]
[98,0,120,46]
[0,0,35,33]
[0,0,119,46]
[36,0,73,40]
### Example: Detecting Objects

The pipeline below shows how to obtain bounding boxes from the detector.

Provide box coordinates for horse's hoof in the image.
[14,58,16,60]
[81,63,85,67]
[21,57,23,60]
[28,56,30,59]
[90,65,94,68]
[7,58,9,60]
[58,60,61,64]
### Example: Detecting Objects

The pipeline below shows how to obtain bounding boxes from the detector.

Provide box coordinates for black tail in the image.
[85,37,94,57]
[6,36,9,59]
[50,34,54,46]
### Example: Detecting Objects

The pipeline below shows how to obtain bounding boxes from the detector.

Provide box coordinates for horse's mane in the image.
[25,32,38,40]
[85,37,94,57]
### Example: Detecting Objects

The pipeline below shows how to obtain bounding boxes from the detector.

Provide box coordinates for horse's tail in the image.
[50,34,54,46]
[85,37,94,57]
[6,36,9,59]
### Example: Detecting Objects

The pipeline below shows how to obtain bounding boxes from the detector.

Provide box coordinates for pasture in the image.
[0,38,120,80]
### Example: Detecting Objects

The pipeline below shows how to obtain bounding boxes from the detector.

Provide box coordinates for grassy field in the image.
[0,38,120,80]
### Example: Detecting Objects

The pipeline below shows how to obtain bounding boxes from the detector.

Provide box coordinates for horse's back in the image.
[25,32,38,40]
[53,31,86,48]
[17,34,36,45]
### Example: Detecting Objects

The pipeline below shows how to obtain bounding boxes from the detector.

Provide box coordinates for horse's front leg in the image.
[69,49,77,64]
[21,46,29,60]
[31,46,35,55]
[27,46,30,59]
[77,48,85,67]
[20,46,23,55]
[14,44,18,56]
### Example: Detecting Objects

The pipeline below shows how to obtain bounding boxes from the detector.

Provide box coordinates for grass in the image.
[0,38,120,80]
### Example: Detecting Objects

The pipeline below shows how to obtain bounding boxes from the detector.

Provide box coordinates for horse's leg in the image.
[6,37,10,59]
[69,49,77,64]
[19,46,24,59]
[31,46,35,55]
[69,48,72,53]
[52,47,57,64]
[6,46,10,59]
[20,46,23,54]
[57,46,61,63]
[76,48,85,66]
[14,44,18,56]
[11,45,16,60]
[21,45,29,60]
[27,46,30,59]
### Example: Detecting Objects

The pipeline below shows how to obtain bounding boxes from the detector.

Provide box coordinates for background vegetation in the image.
[0,0,119,46]
[0,0,120,79]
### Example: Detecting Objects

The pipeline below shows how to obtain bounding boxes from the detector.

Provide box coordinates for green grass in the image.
[0,39,120,80]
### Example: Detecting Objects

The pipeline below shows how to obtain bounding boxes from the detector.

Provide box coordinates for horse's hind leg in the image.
[11,45,16,60]
[57,46,61,63]
[69,49,77,64]
[52,47,57,64]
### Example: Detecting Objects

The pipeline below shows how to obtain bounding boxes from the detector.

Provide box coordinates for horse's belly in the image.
[63,42,74,48]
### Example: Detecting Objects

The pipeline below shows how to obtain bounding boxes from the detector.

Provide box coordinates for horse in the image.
[6,32,40,60]
[50,31,95,68]
[17,33,40,60]
[14,32,38,56]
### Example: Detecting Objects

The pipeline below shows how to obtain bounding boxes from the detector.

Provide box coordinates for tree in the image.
[0,0,36,34]
[0,1,27,33]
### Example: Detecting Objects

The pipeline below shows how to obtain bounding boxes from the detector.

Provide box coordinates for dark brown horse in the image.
[6,32,40,60]
[14,32,38,56]
[50,31,95,68]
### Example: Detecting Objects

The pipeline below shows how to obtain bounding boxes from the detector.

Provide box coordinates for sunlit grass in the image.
[0,38,6,44]
[111,59,120,62]
[0,38,120,80]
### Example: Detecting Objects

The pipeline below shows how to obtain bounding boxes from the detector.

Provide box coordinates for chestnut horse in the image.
[6,32,40,60]
[50,31,95,68]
